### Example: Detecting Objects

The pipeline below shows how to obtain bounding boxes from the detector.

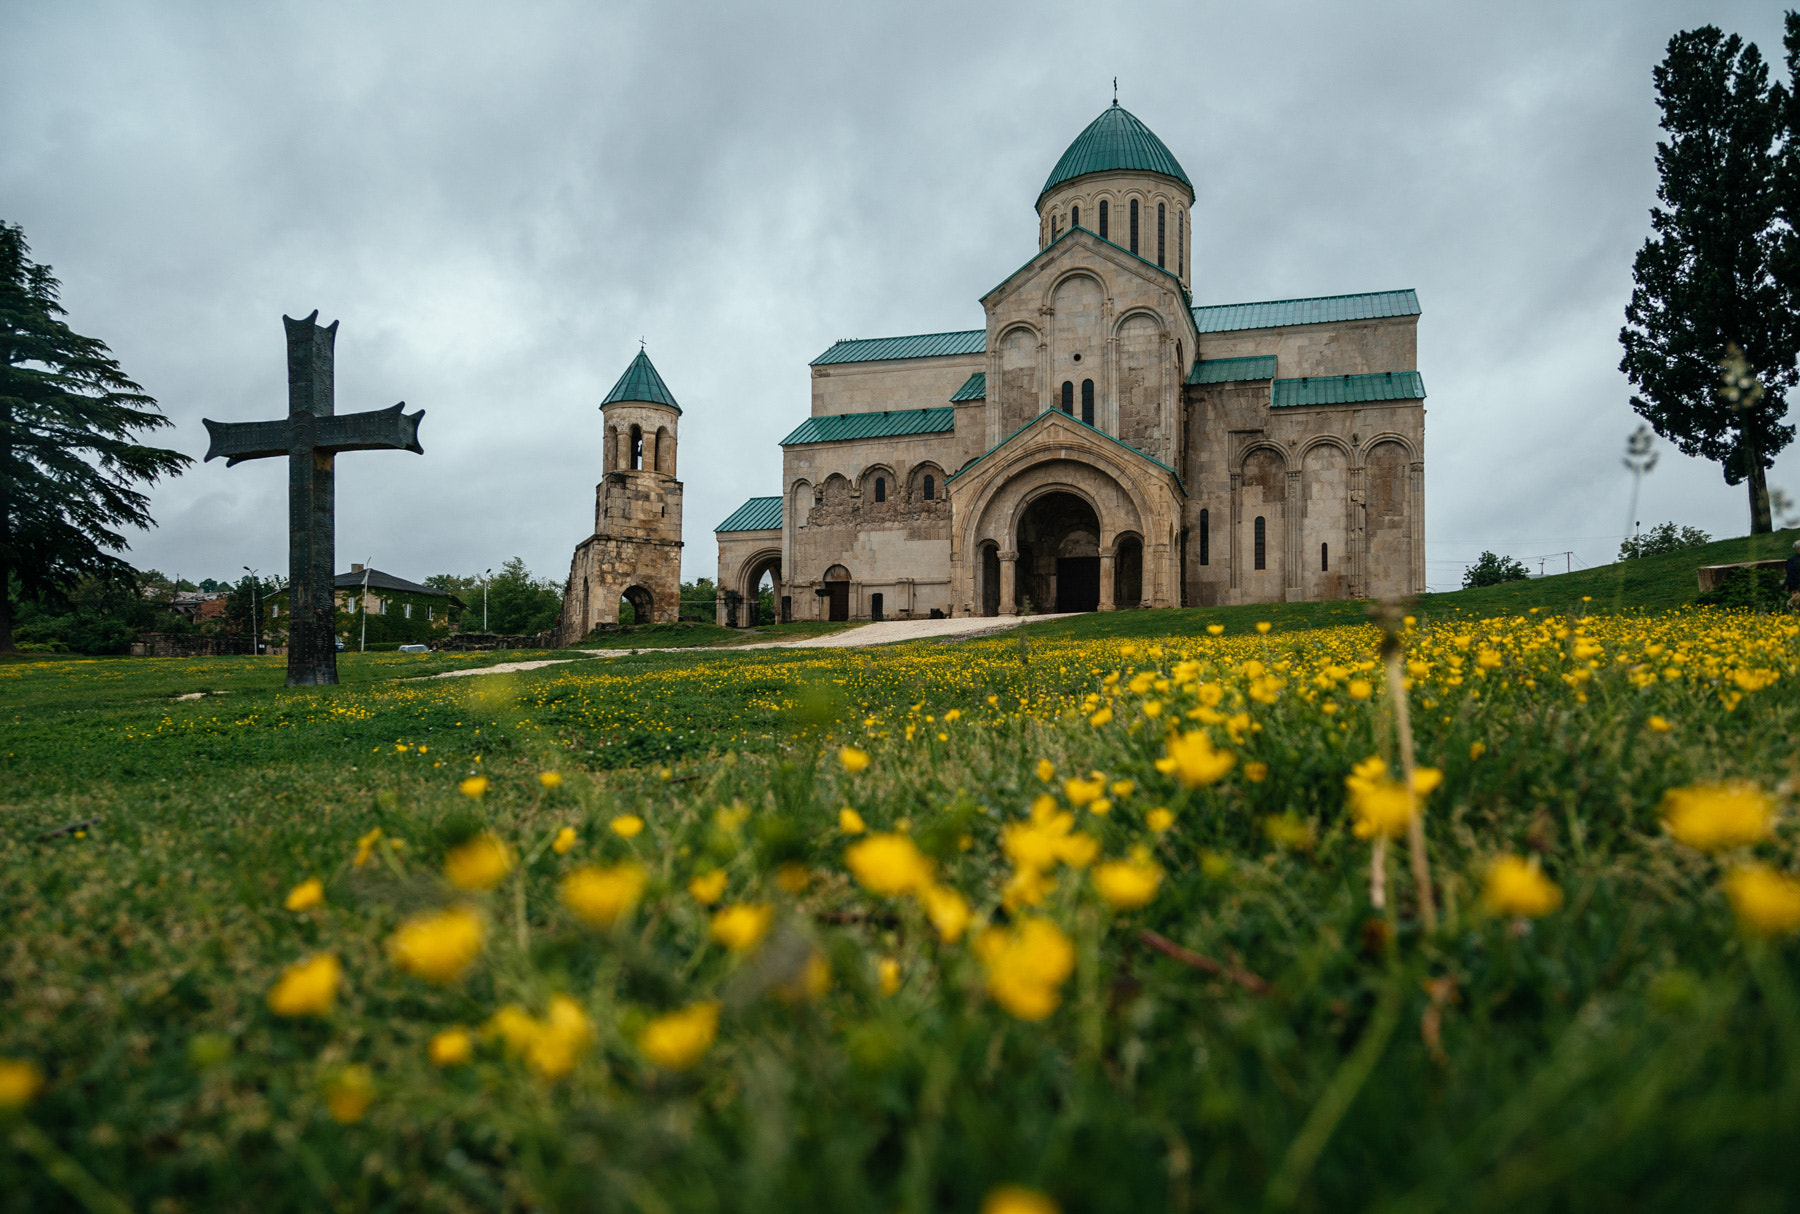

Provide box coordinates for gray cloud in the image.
[3,0,1793,592]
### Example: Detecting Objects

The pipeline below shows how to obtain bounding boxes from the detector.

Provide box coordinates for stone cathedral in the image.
[695,101,1428,627]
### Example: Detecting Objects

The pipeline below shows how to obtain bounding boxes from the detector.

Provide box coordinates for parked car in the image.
[398,643,431,653]
[335,639,345,651]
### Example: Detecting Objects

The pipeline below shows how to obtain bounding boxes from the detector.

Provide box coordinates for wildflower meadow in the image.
[3,596,1800,1212]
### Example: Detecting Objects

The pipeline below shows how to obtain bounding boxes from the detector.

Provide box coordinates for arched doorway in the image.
[620,585,654,624]
[979,542,1002,617]
[1113,534,1143,608]
[1017,491,1100,613]
[741,552,782,627]
[822,564,851,622]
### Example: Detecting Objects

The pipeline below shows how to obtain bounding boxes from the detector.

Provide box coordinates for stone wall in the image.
[809,352,982,417]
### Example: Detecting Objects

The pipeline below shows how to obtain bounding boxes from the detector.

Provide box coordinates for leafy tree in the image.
[481,557,562,635]
[1463,551,1530,589]
[680,577,716,622]
[1621,26,1796,534]
[1619,521,1713,559]
[0,222,191,651]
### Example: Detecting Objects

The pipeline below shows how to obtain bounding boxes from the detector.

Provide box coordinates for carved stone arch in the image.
[653,426,672,474]
[1238,440,1291,475]
[1111,306,1168,340]
[1357,430,1418,464]
[908,461,946,504]
[1298,434,1353,462]
[995,319,1042,346]
[1041,265,1107,312]
[962,444,1155,561]
[790,478,812,528]
[860,463,897,507]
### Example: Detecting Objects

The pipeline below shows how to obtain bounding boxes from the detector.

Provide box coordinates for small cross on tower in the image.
[203,312,423,687]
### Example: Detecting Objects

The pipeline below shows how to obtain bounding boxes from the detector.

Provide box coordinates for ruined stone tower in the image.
[558,349,684,640]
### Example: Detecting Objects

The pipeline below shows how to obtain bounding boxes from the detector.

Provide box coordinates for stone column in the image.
[999,551,1019,616]
[1410,461,1426,593]
[1037,337,1051,416]
[1348,464,1366,598]
[1098,551,1115,611]
[1286,467,1304,601]
[1228,471,1243,593]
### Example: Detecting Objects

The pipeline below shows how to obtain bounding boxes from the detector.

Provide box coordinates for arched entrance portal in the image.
[822,564,851,622]
[1017,491,1101,613]
[1113,534,1143,608]
[979,542,1002,617]
[740,552,782,627]
[620,585,654,624]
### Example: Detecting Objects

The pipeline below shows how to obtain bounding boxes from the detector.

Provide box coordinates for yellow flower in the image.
[1661,782,1773,852]
[878,957,901,996]
[551,826,577,855]
[983,1185,1061,1214]
[710,903,774,951]
[839,746,871,774]
[0,1059,45,1109]
[1093,857,1162,909]
[1482,856,1563,917]
[352,827,382,868]
[1347,679,1373,700]
[284,877,324,911]
[561,863,648,929]
[609,814,645,839]
[846,833,934,896]
[1243,761,1269,783]
[1146,808,1174,833]
[944,709,961,722]
[920,883,972,943]
[443,834,513,891]
[429,1028,473,1067]
[1036,759,1055,782]
[389,905,486,983]
[1348,780,1413,839]
[484,1005,540,1054]
[1722,865,1800,935]
[539,771,563,789]
[1255,621,1271,634]
[1469,741,1487,760]
[639,1001,721,1070]
[1063,776,1105,806]
[525,995,593,1079]
[1088,706,1113,727]
[1157,730,1235,788]
[1087,798,1112,816]
[1206,624,1225,636]
[776,863,811,893]
[778,952,832,1002]
[688,869,728,904]
[1410,767,1443,796]
[325,1064,373,1123]
[1109,779,1135,799]
[838,807,867,834]
[267,953,342,1017]
[459,775,488,798]
[1647,715,1673,733]
[976,918,1076,1021]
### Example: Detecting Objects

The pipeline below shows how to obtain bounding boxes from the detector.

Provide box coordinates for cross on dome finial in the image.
[1113,77,1118,105]
[639,336,646,350]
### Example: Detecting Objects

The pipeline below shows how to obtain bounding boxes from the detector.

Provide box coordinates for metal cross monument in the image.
[203,312,424,686]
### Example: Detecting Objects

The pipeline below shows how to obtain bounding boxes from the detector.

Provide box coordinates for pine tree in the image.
[0,222,191,651]
[1620,26,1796,534]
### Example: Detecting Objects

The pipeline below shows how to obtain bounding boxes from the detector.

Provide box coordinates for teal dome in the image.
[1039,102,1191,203]
[600,349,680,413]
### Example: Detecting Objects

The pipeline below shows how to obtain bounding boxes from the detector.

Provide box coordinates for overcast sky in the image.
[4,0,1796,593]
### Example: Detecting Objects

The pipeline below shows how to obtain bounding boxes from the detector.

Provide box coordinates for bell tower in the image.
[558,348,685,639]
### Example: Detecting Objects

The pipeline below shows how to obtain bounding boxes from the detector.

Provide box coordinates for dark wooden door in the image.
[827,583,849,621]
[870,593,884,622]
[1056,557,1100,613]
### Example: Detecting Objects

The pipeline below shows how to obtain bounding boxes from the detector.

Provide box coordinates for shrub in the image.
[1620,522,1711,560]
[1462,551,1530,588]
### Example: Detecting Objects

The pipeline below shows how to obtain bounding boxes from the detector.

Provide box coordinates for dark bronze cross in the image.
[202,312,423,687]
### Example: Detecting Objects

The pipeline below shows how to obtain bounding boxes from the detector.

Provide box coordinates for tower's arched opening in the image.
[619,584,654,625]
[1016,491,1100,613]
[1113,534,1144,608]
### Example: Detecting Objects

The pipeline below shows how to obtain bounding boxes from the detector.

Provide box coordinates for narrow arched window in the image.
[1199,508,1210,565]
[1254,517,1266,570]
[1157,203,1166,267]
[630,425,643,470]
[923,475,935,500]
[1099,200,1109,239]
[1071,204,1079,229]
[1081,379,1095,426]
[1178,211,1185,276]
[1321,542,1329,572]
[1061,380,1074,415]
[1129,200,1139,254]
[874,477,886,503]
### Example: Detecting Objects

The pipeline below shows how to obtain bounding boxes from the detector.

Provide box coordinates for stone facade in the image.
[558,352,685,640]
[716,103,1427,621]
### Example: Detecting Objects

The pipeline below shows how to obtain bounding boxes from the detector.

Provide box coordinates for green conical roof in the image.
[1040,102,1191,202]
[600,349,681,412]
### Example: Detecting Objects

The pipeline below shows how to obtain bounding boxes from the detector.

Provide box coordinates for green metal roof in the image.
[780,407,956,446]
[715,496,783,533]
[811,330,985,366]
[950,372,987,401]
[1040,103,1192,202]
[1271,371,1426,408]
[1187,355,1277,385]
[948,409,1184,494]
[1192,290,1419,334]
[600,349,681,412]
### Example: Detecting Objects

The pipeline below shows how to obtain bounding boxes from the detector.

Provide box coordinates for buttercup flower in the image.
[920,883,972,943]
[976,918,1076,1021]
[1157,730,1235,788]
[710,904,774,951]
[1146,807,1174,833]
[688,870,728,904]
[443,834,513,891]
[1036,759,1056,782]
[846,833,934,896]
[983,1186,1060,1214]
[551,826,577,855]
[352,827,382,868]
[839,746,871,774]
[1722,865,1800,935]
[838,807,867,834]
[429,1028,473,1067]
[1092,854,1162,909]
[325,1064,373,1123]
[389,905,486,983]
[284,877,323,911]
[1482,856,1563,917]
[525,996,593,1079]
[610,814,645,839]
[0,1059,45,1109]
[878,957,901,996]
[538,771,563,789]
[639,1001,721,1070]
[459,776,488,799]
[561,863,648,929]
[1063,776,1105,806]
[267,953,342,1017]
[1661,782,1773,852]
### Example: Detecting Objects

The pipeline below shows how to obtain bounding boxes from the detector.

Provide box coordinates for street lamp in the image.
[242,566,259,656]
[360,559,373,653]
[482,568,493,633]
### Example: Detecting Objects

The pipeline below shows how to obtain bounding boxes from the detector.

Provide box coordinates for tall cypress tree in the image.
[0,222,191,652]
[1620,26,1796,534]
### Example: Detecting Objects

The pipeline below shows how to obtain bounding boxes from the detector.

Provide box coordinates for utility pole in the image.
[360,561,372,653]
[243,566,259,655]
[482,567,493,633]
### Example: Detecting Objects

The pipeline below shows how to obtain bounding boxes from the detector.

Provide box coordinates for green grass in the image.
[574,618,859,649]
[2,558,1799,1211]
